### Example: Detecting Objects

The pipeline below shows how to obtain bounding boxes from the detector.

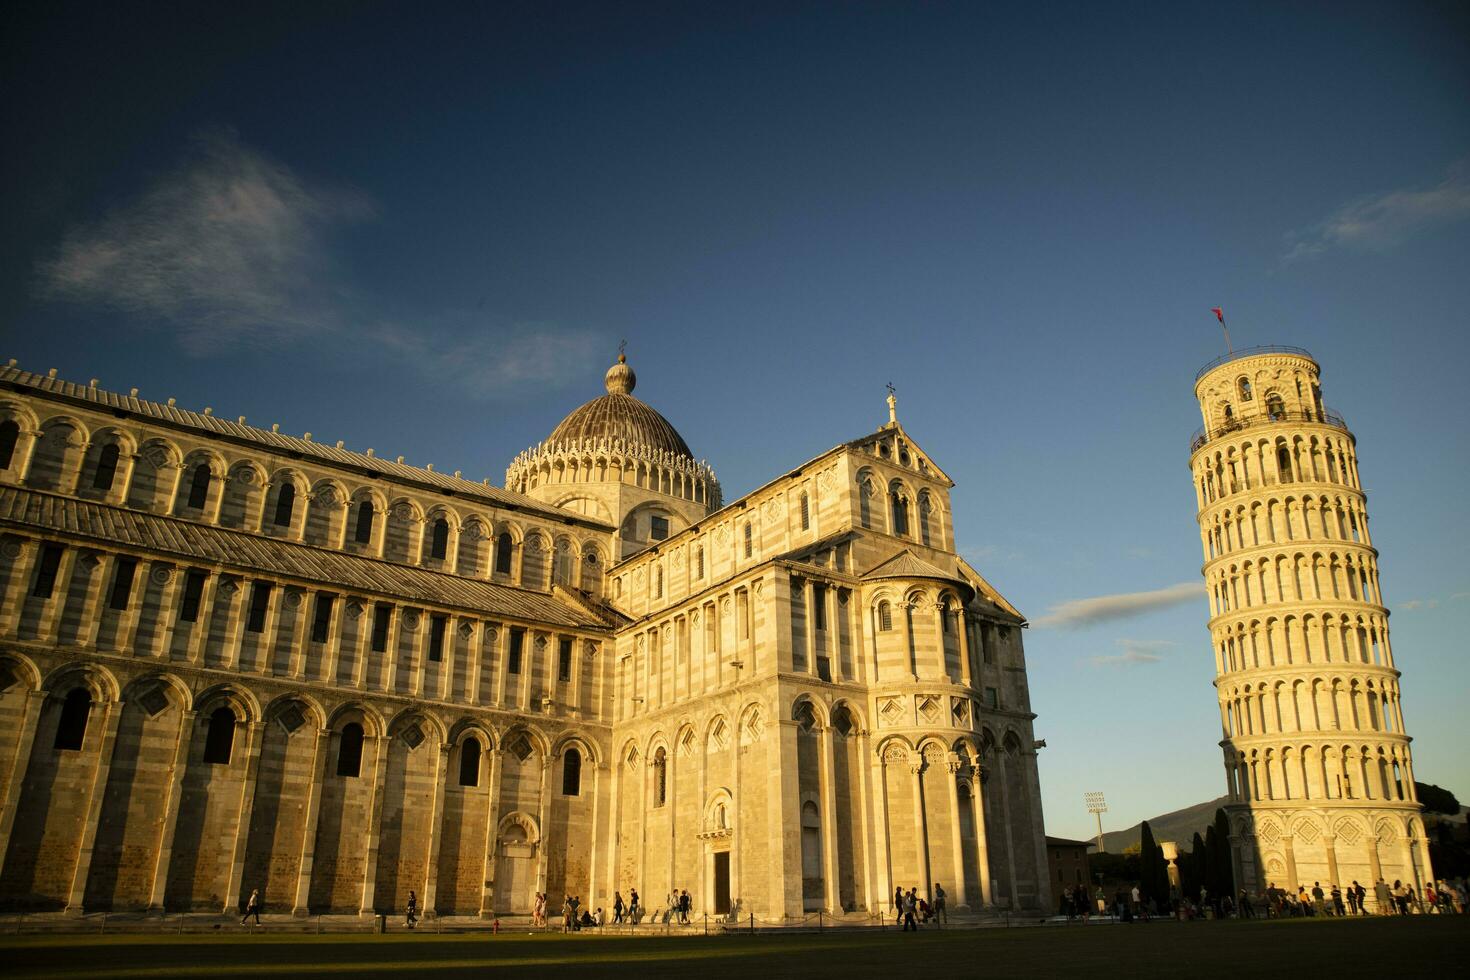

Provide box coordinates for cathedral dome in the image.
[545,354,693,459]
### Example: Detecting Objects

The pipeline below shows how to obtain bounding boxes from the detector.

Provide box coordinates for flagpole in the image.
[1212,307,1233,355]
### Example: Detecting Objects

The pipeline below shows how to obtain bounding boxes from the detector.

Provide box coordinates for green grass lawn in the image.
[2,916,1465,979]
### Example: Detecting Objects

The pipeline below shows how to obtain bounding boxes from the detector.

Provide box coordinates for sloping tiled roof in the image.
[0,365,609,529]
[0,487,607,629]
[954,556,1026,623]
[863,548,962,583]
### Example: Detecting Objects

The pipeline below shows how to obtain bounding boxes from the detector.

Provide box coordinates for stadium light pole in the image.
[1084,791,1108,853]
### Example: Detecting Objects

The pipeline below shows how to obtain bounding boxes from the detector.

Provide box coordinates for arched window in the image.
[654,565,663,598]
[272,482,296,527]
[0,419,18,470]
[800,492,810,531]
[695,546,705,579]
[1222,403,1234,423]
[877,600,892,632]
[653,747,667,807]
[562,747,582,796]
[53,688,91,751]
[203,707,236,764]
[430,517,449,560]
[1238,377,1253,401]
[1266,394,1286,421]
[92,443,120,490]
[186,463,211,509]
[458,737,481,787]
[1277,445,1293,483]
[354,501,375,543]
[495,532,514,575]
[801,800,822,879]
[336,723,364,777]
[743,522,753,558]
[890,489,909,536]
[831,705,854,736]
[918,492,933,546]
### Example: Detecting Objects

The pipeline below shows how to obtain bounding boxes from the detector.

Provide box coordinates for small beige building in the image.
[1191,346,1432,900]
[0,354,1049,920]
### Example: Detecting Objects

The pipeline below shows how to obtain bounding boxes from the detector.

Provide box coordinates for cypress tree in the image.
[1139,821,1169,907]
[1212,809,1235,899]
[1191,832,1208,901]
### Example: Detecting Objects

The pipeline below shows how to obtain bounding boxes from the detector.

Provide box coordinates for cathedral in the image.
[0,353,1049,921]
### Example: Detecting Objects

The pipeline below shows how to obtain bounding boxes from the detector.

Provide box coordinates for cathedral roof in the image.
[0,364,609,529]
[544,354,694,459]
[0,486,609,629]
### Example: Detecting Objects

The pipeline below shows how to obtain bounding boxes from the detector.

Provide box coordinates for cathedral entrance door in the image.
[494,827,534,914]
[713,851,730,915]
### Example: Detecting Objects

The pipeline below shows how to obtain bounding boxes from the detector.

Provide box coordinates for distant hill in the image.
[1099,796,1230,852]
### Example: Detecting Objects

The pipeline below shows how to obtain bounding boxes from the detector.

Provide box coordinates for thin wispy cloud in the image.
[36,128,600,397]
[1282,158,1470,263]
[370,320,602,398]
[1034,581,1203,629]
[1397,598,1438,612]
[1090,638,1172,668]
[39,128,372,353]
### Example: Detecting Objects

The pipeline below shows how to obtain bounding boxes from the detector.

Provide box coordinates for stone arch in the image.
[76,425,138,499]
[385,707,447,745]
[791,691,829,728]
[120,670,193,713]
[421,503,461,566]
[829,698,866,735]
[496,809,541,845]
[193,683,261,723]
[124,436,182,511]
[456,513,494,578]
[263,692,326,732]
[550,730,600,765]
[446,717,498,751]
[41,661,120,703]
[302,477,350,546]
[382,496,426,564]
[217,459,267,529]
[27,414,92,493]
[325,700,387,738]
[0,651,43,692]
[171,447,227,515]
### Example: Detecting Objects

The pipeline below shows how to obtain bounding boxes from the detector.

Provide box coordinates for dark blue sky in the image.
[4,1,1468,837]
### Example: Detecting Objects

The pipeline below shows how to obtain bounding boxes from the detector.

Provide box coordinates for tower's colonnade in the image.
[1190,346,1431,897]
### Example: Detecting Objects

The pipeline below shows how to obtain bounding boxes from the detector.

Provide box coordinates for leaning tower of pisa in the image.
[1190,346,1432,902]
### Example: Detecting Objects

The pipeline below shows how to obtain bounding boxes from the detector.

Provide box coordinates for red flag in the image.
[1210,307,1225,324]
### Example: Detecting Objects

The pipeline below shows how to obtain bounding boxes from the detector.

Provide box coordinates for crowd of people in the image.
[1058,876,1469,922]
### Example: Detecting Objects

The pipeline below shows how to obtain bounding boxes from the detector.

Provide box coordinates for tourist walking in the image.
[533,891,547,928]
[902,888,918,931]
[1238,888,1254,918]
[933,882,947,925]
[680,889,691,923]
[613,891,625,924]
[406,890,418,929]
[1374,879,1392,914]
[629,887,641,922]
[241,888,261,926]
[1331,884,1345,917]
[1311,882,1325,916]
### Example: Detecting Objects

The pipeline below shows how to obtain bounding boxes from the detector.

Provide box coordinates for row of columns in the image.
[0,536,602,716]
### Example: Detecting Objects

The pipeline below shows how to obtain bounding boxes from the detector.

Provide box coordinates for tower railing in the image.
[1189,407,1348,454]
[1194,345,1314,382]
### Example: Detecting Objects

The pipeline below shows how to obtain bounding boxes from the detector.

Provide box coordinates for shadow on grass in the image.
[2,917,1467,979]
